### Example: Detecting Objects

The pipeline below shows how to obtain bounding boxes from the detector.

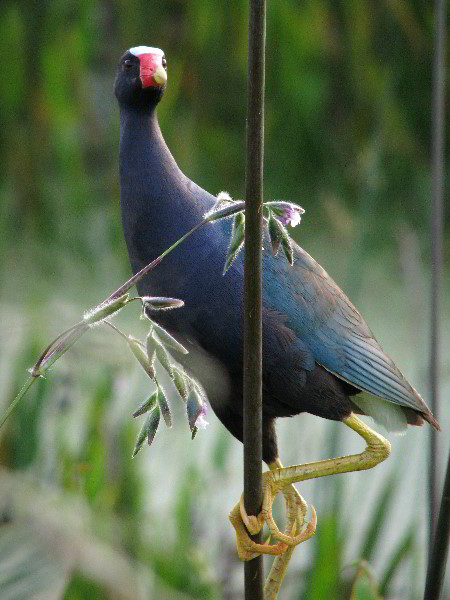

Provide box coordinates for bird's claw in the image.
[229,501,289,560]
[239,494,263,535]
[229,471,317,561]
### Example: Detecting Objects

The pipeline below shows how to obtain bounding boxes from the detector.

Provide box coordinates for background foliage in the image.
[0,1,448,599]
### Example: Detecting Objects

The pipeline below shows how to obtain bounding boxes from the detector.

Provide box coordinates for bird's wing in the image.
[263,241,431,416]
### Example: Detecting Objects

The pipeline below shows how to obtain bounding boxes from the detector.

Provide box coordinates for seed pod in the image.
[83,293,129,325]
[128,336,155,381]
[142,297,185,311]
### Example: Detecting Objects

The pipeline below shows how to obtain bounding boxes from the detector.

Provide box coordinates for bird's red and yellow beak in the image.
[139,53,167,89]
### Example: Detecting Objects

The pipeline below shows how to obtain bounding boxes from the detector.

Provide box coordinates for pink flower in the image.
[277,204,304,227]
[265,201,305,227]
[187,388,209,432]
[195,405,209,430]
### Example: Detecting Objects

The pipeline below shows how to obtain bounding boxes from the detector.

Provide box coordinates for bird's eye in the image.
[162,57,167,68]
[124,59,133,69]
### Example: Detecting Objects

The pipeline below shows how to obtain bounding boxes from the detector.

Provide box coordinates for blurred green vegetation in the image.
[0,1,448,599]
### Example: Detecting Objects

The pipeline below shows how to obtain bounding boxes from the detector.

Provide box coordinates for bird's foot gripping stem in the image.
[228,466,317,561]
[229,414,391,562]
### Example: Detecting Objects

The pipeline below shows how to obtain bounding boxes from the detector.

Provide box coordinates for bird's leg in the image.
[229,414,390,559]
[273,457,307,532]
[263,460,308,600]
[260,414,390,545]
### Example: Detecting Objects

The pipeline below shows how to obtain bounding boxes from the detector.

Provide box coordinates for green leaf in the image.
[157,383,172,428]
[173,366,188,401]
[147,332,174,379]
[223,212,245,274]
[268,209,284,256]
[132,390,158,418]
[265,208,294,265]
[0,522,66,599]
[132,406,161,457]
[281,230,293,265]
[186,388,204,433]
[358,472,398,562]
[151,322,188,355]
[303,514,341,598]
[379,528,415,597]
[128,336,155,381]
[350,564,381,600]
[146,406,161,447]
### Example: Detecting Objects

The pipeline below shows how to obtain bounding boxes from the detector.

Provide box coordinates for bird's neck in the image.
[118,104,213,281]
[119,107,181,179]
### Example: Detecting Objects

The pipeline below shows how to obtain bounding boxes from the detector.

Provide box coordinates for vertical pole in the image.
[424,451,450,600]
[428,0,445,549]
[244,1,266,598]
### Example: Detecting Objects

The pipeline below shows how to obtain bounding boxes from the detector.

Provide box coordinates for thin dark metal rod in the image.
[428,0,446,550]
[244,0,266,598]
[424,450,450,600]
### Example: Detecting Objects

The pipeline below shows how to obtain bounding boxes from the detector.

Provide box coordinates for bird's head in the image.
[114,46,167,111]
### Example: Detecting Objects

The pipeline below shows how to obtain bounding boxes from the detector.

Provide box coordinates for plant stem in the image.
[104,320,131,342]
[0,377,36,429]
[428,0,446,549]
[424,450,450,600]
[244,1,266,598]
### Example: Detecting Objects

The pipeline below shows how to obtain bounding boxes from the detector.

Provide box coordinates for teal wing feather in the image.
[263,240,432,417]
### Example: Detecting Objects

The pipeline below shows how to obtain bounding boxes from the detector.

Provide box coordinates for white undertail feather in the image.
[351,393,407,434]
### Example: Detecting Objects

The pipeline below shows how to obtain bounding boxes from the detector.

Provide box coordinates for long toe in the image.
[229,474,317,561]
[261,471,317,547]
[229,501,288,560]
[283,483,307,531]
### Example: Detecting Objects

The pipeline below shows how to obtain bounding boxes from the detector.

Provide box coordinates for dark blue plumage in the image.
[115,48,439,463]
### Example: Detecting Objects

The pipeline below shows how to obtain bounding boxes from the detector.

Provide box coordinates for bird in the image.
[114,46,440,560]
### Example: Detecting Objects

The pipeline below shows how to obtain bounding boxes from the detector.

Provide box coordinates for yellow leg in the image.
[261,415,390,546]
[229,414,391,560]
[264,460,311,600]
